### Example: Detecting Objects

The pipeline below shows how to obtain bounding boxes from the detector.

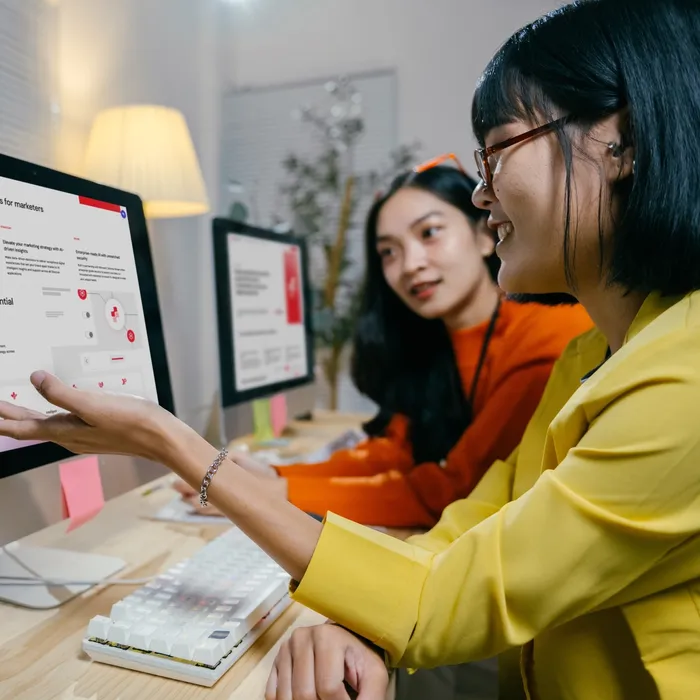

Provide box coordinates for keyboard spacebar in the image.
[235,578,290,634]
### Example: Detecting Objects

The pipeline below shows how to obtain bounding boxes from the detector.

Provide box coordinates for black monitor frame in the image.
[212,218,315,407]
[0,152,175,479]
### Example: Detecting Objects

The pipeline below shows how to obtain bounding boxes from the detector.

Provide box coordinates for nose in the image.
[401,240,428,276]
[472,179,495,212]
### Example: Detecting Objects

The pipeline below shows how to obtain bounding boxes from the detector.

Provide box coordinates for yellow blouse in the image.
[293,291,700,700]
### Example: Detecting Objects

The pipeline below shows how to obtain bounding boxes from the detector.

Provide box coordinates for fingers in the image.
[265,661,278,700]
[288,629,326,700]
[0,416,49,441]
[356,661,389,700]
[267,626,384,700]
[273,640,294,700]
[268,632,352,700]
[0,410,91,451]
[0,401,46,421]
[312,629,354,700]
[30,371,94,417]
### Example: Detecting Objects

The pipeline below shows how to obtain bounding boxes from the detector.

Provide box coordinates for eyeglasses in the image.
[413,152,467,174]
[474,116,569,186]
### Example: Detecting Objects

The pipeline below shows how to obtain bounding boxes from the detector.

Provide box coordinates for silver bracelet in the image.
[199,448,229,507]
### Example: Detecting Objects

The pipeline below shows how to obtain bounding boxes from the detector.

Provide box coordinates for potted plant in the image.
[280,77,420,409]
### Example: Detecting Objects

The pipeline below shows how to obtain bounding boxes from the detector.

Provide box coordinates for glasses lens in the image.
[474,151,487,183]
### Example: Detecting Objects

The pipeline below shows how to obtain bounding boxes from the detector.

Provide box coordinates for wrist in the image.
[157,418,218,485]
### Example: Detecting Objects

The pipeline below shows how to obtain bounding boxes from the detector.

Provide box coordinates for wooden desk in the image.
[0,411,405,700]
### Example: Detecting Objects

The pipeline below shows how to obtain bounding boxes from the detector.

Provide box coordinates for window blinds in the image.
[0,0,53,166]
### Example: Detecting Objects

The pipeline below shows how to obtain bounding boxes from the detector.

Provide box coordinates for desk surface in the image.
[0,411,411,700]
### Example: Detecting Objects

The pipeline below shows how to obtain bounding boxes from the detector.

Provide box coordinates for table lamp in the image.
[83,104,209,218]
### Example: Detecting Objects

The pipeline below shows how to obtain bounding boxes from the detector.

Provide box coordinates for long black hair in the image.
[350,166,497,464]
[472,0,700,296]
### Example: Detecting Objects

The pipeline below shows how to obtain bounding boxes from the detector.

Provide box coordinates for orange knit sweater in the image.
[276,300,593,527]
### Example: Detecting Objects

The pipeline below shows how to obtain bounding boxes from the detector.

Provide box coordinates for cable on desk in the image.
[0,545,154,587]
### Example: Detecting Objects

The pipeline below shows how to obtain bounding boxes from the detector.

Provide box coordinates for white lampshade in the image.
[83,105,210,219]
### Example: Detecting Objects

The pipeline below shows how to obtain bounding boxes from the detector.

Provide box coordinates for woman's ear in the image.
[607,142,635,181]
[596,110,635,182]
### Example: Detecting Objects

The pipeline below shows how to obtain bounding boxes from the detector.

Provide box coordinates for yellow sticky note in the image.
[252,399,274,443]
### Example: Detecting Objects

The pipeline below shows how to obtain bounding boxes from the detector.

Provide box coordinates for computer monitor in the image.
[212,218,316,442]
[0,152,174,607]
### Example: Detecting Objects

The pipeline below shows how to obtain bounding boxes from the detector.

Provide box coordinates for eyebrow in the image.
[376,211,445,244]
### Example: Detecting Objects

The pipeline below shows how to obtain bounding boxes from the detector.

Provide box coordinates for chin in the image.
[497,265,529,295]
[498,265,550,297]
[413,306,446,321]
[408,300,450,320]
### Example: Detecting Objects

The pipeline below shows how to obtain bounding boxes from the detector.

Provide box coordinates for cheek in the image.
[435,237,485,288]
[382,264,404,296]
[497,140,567,232]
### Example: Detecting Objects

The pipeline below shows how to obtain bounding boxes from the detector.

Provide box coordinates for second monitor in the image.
[212,219,315,438]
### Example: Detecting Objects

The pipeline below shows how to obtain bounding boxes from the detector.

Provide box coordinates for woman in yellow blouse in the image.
[3,0,700,698]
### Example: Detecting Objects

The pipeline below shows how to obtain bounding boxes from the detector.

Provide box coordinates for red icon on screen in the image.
[121,378,127,385]
[77,289,87,300]
[111,306,120,323]
[98,382,104,389]
[10,392,17,400]
[126,330,135,343]
[284,248,302,325]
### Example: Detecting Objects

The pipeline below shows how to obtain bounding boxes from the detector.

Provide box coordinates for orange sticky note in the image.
[59,456,105,532]
[270,394,288,437]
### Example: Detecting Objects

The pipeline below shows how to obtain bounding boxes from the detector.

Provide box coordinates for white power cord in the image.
[0,545,154,587]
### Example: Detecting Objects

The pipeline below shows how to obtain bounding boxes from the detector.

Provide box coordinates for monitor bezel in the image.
[0,152,175,479]
[212,217,316,407]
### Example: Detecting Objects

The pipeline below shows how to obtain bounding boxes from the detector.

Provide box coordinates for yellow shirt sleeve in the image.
[406,449,517,553]
[292,372,700,668]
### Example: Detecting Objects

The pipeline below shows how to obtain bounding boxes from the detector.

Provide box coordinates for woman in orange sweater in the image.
[178,164,592,527]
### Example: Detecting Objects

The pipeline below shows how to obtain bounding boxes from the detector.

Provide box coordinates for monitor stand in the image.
[0,544,125,609]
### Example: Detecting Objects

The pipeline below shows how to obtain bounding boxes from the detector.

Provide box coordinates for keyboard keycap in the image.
[87,615,112,640]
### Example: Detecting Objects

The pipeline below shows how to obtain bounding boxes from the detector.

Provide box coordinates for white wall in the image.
[0,0,229,549]
[220,0,564,411]
[222,0,565,159]
[51,0,566,419]
[56,0,224,431]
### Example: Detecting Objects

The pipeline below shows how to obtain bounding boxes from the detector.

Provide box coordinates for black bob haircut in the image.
[350,166,496,465]
[472,0,700,297]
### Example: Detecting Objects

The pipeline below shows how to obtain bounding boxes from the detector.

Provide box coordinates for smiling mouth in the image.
[497,222,514,243]
[410,280,441,298]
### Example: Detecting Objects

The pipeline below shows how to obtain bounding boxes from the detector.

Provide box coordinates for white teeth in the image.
[497,222,514,242]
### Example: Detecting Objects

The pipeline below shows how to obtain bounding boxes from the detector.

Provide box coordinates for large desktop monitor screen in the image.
[213,219,315,407]
[0,153,174,477]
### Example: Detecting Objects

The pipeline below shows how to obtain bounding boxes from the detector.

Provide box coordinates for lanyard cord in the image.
[468,296,502,404]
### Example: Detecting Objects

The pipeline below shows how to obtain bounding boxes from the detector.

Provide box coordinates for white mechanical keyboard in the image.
[82,527,291,687]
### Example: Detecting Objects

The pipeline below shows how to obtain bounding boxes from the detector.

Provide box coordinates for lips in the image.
[410,280,441,299]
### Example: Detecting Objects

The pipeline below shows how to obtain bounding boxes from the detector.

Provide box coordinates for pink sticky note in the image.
[59,456,105,532]
[270,394,288,438]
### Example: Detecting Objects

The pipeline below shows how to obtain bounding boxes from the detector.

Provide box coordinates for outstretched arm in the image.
[0,372,321,582]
